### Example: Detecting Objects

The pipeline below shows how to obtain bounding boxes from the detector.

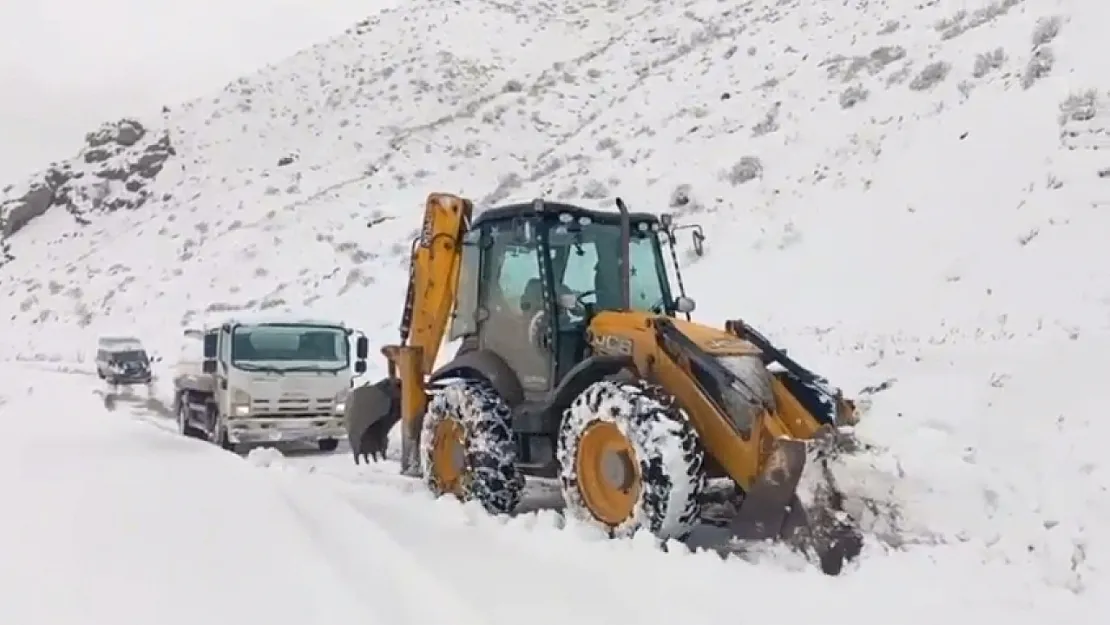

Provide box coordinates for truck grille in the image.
[252,397,334,417]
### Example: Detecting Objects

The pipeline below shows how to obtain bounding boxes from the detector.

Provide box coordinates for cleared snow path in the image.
[0,363,494,625]
[3,332,1107,625]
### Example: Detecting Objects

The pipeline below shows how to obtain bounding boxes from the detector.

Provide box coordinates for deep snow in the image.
[2,0,1109,621]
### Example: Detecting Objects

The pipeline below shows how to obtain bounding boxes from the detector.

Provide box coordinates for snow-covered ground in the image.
[2,0,1109,621]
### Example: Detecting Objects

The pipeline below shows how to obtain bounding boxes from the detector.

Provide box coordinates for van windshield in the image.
[111,350,149,364]
[230,324,349,372]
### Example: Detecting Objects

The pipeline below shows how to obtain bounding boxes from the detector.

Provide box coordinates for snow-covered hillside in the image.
[0,0,394,179]
[2,0,1108,620]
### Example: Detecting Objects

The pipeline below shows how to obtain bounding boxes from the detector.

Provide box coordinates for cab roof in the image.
[197,312,350,331]
[472,199,659,229]
[97,337,146,351]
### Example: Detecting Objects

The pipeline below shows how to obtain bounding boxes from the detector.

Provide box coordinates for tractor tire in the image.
[419,378,524,515]
[557,380,705,540]
[317,438,339,452]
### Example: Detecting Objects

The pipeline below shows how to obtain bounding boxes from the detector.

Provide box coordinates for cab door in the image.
[476,219,555,400]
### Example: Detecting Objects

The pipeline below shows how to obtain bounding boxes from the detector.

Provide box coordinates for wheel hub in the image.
[600,448,635,491]
[431,419,467,495]
[575,421,641,526]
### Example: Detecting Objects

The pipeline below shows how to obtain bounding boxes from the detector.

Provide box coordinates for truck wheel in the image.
[176,399,203,439]
[557,380,706,540]
[317,438,339,452]
[210,422,235,452]
[419,378,524,515]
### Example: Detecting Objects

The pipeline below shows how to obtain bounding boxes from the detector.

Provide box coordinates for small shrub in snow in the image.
[877,20,899,35]
[839,85,869,109]
[722,157,764,185]
[972,48,1007,78]
[751,104,781,137]
[909,61,951,91]
[1021,17,1062,90]
[1031,16,1063,47]
[580,179,609,199]
[1021,47,1054,90]
[669,184,693,208]
[1058,90,1099,125]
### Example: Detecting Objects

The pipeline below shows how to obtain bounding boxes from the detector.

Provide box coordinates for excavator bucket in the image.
[345,378,400,463]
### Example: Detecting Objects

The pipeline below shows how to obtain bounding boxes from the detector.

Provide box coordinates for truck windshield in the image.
[231,324,349,372]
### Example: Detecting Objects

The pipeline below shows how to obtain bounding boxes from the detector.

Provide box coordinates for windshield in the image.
[111,350,149,364]
[549,220,671,314]
[230,324,349,372]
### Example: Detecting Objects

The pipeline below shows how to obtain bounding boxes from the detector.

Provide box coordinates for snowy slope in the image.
[2,0,1109,619]
[0,0,397,180]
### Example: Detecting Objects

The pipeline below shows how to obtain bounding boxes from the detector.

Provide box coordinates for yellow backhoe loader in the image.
[346,193,864,574]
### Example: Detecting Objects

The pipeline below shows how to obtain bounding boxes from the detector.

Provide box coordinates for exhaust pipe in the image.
[615,197,631,311]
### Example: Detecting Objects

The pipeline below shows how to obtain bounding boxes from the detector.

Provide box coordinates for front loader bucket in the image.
[729,436,808,541]
[344,378,401,463]
[729,430,863,575]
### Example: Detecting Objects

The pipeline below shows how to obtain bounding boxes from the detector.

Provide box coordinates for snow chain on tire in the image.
[558,379,706,539]
[419,378,524,515]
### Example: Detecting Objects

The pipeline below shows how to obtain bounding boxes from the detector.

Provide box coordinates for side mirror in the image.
[354,360,367,374]
[201,359,217,374]
[202,334,218,358]
[355,336,369,359]
[675,296,697,314]
[692,229,705,256]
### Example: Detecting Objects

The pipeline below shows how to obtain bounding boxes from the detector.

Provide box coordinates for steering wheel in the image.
[528,309,550,349]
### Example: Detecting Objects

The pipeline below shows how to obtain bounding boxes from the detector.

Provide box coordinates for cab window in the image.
[483,220,543,315]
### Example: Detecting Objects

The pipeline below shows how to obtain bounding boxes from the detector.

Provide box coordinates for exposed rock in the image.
[0,117,177,255]
[1,184,55,236]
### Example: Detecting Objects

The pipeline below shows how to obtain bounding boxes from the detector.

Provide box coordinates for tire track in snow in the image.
[318,473,674,625]
[57,364,705,620]
[268,469,506,625]
[69,368,504,625]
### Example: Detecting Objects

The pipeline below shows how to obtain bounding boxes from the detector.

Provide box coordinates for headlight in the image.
[231,388,251,417]
[333,389,349,414]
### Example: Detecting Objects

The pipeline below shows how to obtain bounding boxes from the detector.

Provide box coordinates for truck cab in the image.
[174,316,370,452]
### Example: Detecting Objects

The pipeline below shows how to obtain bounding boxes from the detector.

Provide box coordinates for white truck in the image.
[173,316,369,451]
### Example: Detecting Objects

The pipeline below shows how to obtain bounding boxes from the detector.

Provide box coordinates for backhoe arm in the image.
[381,193,473,474]
[347,193,473,469]
[392,192,473,373]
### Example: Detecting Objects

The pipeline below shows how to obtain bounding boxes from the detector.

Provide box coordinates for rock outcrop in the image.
[0,118,176,267]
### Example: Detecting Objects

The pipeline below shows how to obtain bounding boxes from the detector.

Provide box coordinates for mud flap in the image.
[344,378,401,464]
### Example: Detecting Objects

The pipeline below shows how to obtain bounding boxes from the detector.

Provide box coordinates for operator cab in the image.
[449,199,701,399]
